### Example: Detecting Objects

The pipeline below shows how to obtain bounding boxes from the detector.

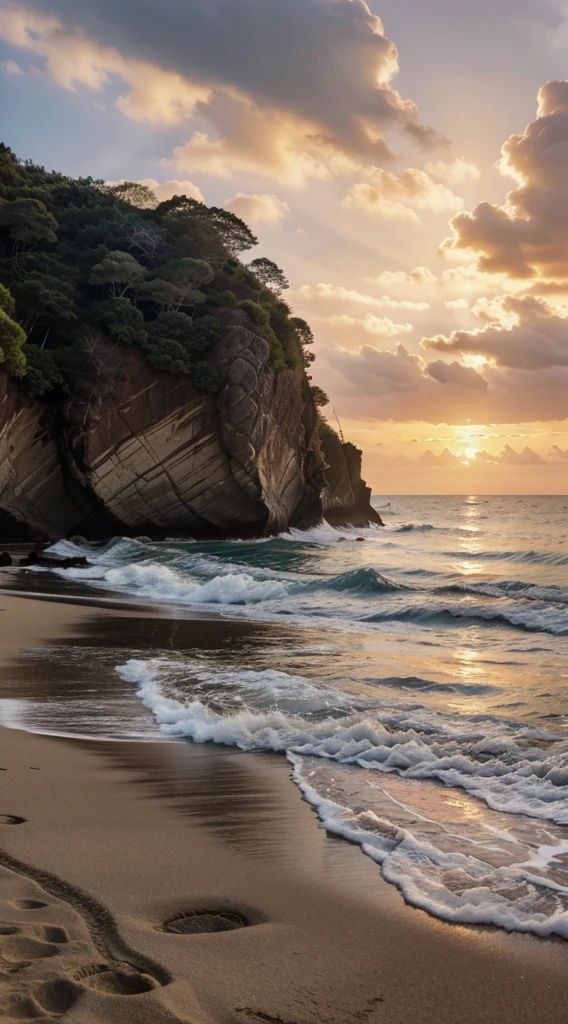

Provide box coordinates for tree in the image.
[0,309,27,376]
[103,181,157,209]
[89,250,145,296]
[192,360,220,393]
[23,345,64,396]
[310,385,330,408]
[11,275,77,335]
[142,257,213,310]
[291,317,314,346]
[0,283,15,318]
[248,257,289,297]
[95,298,147,345]
[0,197,58,245]
[147,312,220,354]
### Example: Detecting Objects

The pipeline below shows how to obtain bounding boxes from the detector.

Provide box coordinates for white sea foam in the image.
[116,658,568,825]
[291,756,568,939]
[116,655,568,937]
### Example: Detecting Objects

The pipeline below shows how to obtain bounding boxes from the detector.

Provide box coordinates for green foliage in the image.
[95,298,147,345]
[147,311,220,354]
[142,336,192,375]
[0,308,26,376]
[248,257,289,296]
[192,360,220,393]
[291,317,314,346]
[0,282,15,317]
[23,344,64,396]
[0,147,326,404]
[311,385,330,408]
[89,250,145,295]
[240,299,270,326]
[0,197,58,245]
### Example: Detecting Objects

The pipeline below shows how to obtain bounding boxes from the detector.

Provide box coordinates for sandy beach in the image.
[0,584,566,1023]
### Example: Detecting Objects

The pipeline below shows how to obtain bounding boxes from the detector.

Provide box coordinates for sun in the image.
[464,447,477,460]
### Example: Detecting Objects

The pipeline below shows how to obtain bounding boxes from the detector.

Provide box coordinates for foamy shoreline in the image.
[1,586,568,1022]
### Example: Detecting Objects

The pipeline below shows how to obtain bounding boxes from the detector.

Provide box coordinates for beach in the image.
[1,585,568,1024]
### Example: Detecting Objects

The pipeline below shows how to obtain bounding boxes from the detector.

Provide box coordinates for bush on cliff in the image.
[0,145,324,409]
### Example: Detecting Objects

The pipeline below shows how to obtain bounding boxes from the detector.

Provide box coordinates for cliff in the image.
[0,320,380,540]
[321,431,382,528]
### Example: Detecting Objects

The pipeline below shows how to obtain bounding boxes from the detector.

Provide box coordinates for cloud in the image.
[327,313,413,337]
[294,282,429,311]
[490,445,546,466]
[344,167,463,222]
[1,0,442,182]
[1,57,23,75]
[374,445,549,468]
[104,177,205,203]
[224,192,289,228]
[324,342,568,423]
[424,159,480,185]
[426,360,488,390]
[444,298,469,310]
[442,81,568,287]
[549,445,568,460]
[422,295,568,369]
[139,178,204,203]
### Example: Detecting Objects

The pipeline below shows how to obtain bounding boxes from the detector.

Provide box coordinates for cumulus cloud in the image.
[1,0,442,182]
[422,295,568,369]
[424,158,480,185]
[344,167,463,222]
[324,342,568,423]
[426,359,488,390]
[224,192,289,228]
[442,81,568,287]
[294,282,429,311]
[327,313,413,337]
[139,178,204,203]
[444,298,469,310]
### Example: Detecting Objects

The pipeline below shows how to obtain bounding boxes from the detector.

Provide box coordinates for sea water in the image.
[11,495,568,938]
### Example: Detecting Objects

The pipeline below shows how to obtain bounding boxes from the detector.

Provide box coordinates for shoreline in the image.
[1,586,568,1022]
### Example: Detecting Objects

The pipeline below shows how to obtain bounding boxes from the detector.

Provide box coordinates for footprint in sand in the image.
[0,853,166,1020]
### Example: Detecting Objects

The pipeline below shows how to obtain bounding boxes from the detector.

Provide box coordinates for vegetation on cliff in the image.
[0,145,327,408]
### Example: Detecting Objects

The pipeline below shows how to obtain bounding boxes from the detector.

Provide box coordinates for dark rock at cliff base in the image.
[321,432,382,528]
[20,552,90,569]
[0,552,13,566]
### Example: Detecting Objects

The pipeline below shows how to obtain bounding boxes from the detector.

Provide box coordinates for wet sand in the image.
[0,584,568,1023]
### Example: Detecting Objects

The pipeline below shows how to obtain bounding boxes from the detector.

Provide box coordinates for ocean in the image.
[5,495,568,940]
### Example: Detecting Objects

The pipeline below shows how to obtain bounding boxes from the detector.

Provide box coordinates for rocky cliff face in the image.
[0,317,380,539]
[321,432,382,528]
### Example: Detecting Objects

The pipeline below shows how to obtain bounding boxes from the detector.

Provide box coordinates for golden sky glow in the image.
[1,0,567,494]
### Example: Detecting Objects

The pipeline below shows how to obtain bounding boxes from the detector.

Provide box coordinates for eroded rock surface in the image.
[0,319,379,539]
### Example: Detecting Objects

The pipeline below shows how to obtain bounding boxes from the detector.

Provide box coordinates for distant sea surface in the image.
[5,495,568,939]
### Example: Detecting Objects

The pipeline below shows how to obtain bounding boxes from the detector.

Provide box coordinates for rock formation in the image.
[0,317,381,540]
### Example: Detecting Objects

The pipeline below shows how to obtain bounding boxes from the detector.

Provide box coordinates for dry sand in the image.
[0,586,568,1023]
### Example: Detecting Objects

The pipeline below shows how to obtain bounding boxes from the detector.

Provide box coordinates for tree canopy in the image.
[0,144,325,412]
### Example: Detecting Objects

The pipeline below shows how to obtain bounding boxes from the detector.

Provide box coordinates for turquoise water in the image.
[13,496,568,937]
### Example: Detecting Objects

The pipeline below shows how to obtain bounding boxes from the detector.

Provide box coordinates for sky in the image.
[1,0,568,494]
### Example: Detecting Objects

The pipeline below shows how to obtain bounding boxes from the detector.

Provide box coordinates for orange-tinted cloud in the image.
[422,295,568,369]
[1,0,442,183]
[442,81,568,287]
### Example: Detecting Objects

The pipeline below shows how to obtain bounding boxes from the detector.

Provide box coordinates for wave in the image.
[443,548,568,567]
[307,567,405,597]
[363,598,568,636]
[117,657,568,824]
[117,656,568,938]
